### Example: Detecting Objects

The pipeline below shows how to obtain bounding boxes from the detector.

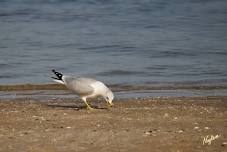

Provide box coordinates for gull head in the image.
[104,90,114,106]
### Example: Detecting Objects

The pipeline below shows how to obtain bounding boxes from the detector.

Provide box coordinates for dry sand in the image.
[0,97,227,152]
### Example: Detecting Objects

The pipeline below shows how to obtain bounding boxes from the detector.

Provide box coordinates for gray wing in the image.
[64,76,96,96]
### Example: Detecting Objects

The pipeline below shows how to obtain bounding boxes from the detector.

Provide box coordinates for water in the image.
[1,0,227,85]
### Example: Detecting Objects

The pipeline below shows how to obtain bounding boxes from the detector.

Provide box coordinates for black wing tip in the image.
[51,69,60,75]
[51,69,63,80]
[51,76,58,80]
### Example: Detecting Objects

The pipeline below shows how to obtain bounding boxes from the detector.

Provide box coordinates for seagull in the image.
[51,69,114,110]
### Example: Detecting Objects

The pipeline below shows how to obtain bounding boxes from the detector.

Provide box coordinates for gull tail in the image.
[51,69,64,84]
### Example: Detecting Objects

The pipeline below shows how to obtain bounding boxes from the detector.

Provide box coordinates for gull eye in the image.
[106,97,109,100]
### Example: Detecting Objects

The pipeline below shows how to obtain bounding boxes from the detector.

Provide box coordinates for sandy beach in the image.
[0,96,227,152]
[1,0,227,151]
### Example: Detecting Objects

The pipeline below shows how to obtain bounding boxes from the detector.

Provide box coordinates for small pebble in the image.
[66,126,71,129]
[177,130,184,133]
[40,117,46,121]
[194,127,199,130]
[144,131,152,136]
[174,117,178,120]
[204,127,210,130]
[221,142,227,146]
[164,113,169,118]
[127,118,132,121]
[23,132,28,135]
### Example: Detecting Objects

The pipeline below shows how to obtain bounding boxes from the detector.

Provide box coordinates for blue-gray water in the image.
[1,0,227,85]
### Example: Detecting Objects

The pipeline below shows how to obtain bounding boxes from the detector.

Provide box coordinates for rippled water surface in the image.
[0,0,227,85]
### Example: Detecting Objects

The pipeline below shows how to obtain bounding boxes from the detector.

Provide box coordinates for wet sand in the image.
[0,96,227,152]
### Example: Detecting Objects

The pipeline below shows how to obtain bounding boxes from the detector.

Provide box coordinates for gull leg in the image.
[82,97,94,110]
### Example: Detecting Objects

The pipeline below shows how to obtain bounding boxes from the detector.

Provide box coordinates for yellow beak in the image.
[108,102,114,107]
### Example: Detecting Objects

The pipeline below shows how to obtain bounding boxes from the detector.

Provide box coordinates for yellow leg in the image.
[82,97,94,110]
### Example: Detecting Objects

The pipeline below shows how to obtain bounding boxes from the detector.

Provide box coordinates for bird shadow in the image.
[46,104,108,110]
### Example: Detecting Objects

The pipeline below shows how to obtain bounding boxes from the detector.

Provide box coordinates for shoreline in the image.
[1,83,227,99]
[0,96,226,152]
[1,83,227,91]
